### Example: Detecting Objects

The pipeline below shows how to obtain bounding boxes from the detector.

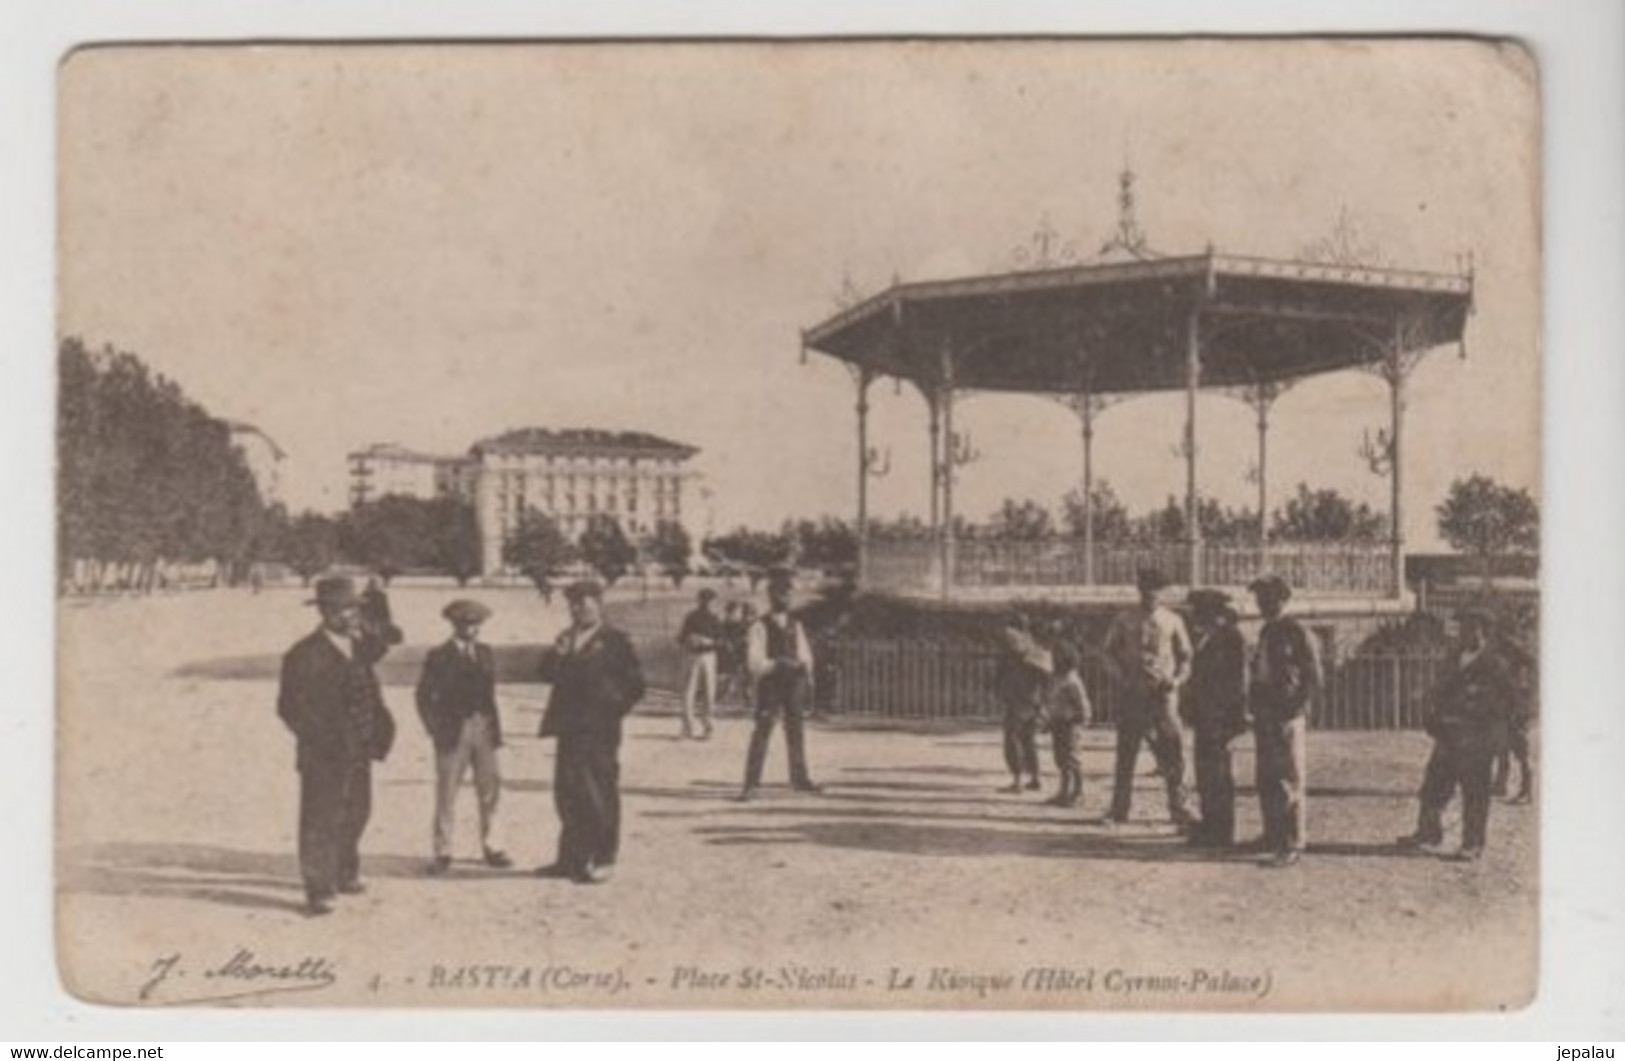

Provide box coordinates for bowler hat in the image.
[306,576,360,610]
[563,578,604,602]
[442,599,493,625]
[1136,567,1168,592]
[1248,574,1292,602]
[697,588,717,603]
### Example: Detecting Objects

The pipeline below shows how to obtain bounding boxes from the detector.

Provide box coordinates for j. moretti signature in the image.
[139,947,339,1005]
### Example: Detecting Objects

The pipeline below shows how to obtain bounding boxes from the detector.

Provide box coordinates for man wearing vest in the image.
[416,599,511,876]
[738,567,821,801]
[1247,574,1322,868]
[276,576,398,916]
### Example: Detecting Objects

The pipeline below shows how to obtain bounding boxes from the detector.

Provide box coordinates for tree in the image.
[579,514,637,586]
[341,494,439,581]
[503,508,576,592]
[986,498,1054,541]
[1270,483,1387,543]
[1061,480,1132,543]
[868,513,932,541]
[425,496,482,586]
[785,517,858,572]
[704,526,792,586]
[1436,474,1539,583]
[648,520,693,587]
[284,512,342,585]
[57,337,274,590]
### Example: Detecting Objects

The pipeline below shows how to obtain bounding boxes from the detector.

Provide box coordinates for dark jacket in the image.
[1426,643,1515,753]
[537,624,646,740]
[1185,623,1249,737]
[416,639,502,754]
[994,655,1048,723]
[1250,615,1321,723]
[277,629,396,772]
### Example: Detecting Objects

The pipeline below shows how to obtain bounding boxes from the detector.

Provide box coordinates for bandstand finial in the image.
[1098,165,1156,262]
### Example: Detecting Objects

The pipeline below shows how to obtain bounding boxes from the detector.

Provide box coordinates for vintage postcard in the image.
[55,39,1540,1010]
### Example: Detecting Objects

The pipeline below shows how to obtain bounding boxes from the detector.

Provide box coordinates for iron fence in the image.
[823,637,1446,731]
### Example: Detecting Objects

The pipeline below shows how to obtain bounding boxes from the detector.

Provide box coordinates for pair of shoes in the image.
[1396,832,1443,849]
[425,856,452,876]
[533,862,576,879]
[305,896,334,917]
[1024,779,1042,791]
[699,729,714,741]
[337,879,366,895]
[792,781,824,794]
[1263,849,1302,869]
[483,848,513,869]
[998,783,1023,794]
[1450,846,1484,863]
[735,787,758,803]
[1043,794,1069,807]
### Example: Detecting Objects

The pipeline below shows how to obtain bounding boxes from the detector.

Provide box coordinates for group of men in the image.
[993,568,1317,867]
[995,566,1528,867]
[275,567,819,916]
[275,562,1525,915]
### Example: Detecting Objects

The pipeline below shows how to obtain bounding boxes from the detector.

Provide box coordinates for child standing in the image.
[1045,645,1092,808]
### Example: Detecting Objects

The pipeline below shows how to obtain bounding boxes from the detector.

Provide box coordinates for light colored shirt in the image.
[747,610,813,679]
[323,627,354,660]
[1103,603,1192,691]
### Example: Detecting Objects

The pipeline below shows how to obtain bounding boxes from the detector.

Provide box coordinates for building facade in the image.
[346,443,476,507]
[471,428,699,576]
[346,429,699,577]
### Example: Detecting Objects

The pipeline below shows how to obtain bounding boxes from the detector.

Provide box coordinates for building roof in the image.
[471,428,699,459]
[347,442,457,465]
[803,250,1473,395]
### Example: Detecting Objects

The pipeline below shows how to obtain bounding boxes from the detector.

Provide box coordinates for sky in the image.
[56,40,1540,550]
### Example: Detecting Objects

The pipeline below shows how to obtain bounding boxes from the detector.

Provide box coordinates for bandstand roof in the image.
[803,252,1473,394]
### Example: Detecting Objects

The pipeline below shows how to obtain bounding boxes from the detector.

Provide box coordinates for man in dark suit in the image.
[1183,589,1250,848]
[416,599,511,876]
[1247,574,1321,868]
[535,580,646,884]
[276,576,397,916]
[1399,609,1517,862]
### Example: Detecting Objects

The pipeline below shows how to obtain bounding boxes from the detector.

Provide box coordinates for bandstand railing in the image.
[825,636,1445,730]
[865,538,1395,596]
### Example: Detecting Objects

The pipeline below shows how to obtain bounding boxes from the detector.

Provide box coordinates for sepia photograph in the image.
[52,38,1542,1012]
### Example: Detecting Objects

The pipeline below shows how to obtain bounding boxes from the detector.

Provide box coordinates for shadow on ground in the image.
[58,842,428,915]
[172,645,549,687]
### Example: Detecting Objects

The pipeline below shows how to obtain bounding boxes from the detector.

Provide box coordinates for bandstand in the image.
[803,237,1473,608]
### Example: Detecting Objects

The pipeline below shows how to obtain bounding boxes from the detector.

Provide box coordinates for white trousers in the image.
[682,652,718,735]
[433,713,502,858]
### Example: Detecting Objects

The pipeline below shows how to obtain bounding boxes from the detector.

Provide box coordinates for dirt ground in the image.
[55,584,1536,1012]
